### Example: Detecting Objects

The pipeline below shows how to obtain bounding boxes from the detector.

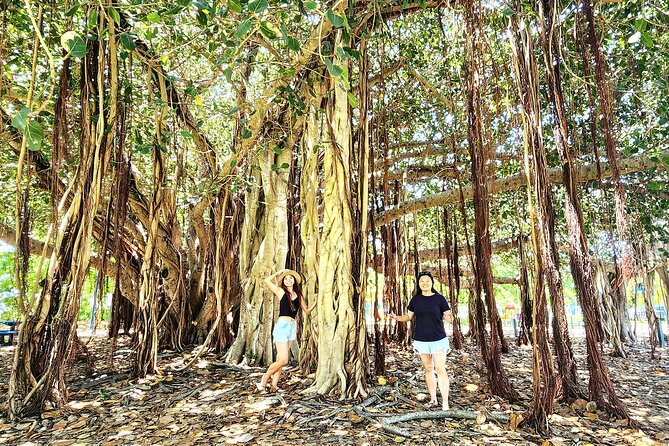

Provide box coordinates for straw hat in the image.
[277,269,301,285]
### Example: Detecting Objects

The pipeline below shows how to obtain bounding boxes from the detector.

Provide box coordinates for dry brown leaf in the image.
[347,412,364,424]
[52,420,68,431]
[68,418,87,429]
[159,415,174,424]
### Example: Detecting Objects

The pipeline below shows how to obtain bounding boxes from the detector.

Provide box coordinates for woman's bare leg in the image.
[419,354,438,404]
[433,351,450,410]
[259,341,290,389]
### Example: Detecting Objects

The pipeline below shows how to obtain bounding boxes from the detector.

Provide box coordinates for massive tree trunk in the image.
[465,0,516,401]
[9,9,119,418]
[311,36,368,397]
[298,77,325,374]
[225,145,292,366]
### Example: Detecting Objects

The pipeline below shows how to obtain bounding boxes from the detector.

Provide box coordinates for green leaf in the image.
[108,6,121,25]
[192,0,211,10]
[280,162,290,169]
[229,159,237,169]
[135,144,151,155]
[347,92,358,108]
[65,4,80,17]
[260,22,277,39]
[25,119,44,151]
[324,58,342,77]
[326,9,344,27]
[285,35,300,51]
[120,33,136,51]
[11,107,30,130]
[641,32,653,48]
[248,0,268,13]
[147,12,161,23]
[241,127,252,139]
[648,182,661,191]
[304,1,317,10]
[502,8,514,16]
[228,0,243,13]
[235,18,252,39]
[87,8,99,28]
[634,18,647,32]
[61,31,87,58]
[180,130,193,139]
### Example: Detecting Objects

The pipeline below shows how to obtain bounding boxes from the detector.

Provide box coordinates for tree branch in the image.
[374,151,669,227]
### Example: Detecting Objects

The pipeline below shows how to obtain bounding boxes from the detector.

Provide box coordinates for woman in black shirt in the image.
[256,268,316,392]
[389,271,453,410]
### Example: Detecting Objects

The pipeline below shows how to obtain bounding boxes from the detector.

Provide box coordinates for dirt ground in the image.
[0,333,667,446]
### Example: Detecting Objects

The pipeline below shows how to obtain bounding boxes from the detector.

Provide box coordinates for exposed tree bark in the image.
[601,265,628,357]
[311,36,368,397]
[657,263,669,320]
[516,226,532,346]
[582,0,634,282]
[374,151,668,227]
[541,0,629,419]
[526,0,584,402]
[10,8,119,417]
[509,14,556,432]
[133,49,171,376]
[225,140,292,366]
[465,0,516,401]
[642,271,659,358]
[297,76,324,374]
[443,210,463,349]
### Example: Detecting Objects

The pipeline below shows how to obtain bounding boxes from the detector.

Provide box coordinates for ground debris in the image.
[0,335,667,445]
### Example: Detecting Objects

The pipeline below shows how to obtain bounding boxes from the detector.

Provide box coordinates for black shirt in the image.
[408,292,450,342]
[278,293,299,318]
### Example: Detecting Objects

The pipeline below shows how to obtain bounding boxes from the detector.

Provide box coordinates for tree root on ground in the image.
[379,409,510,437]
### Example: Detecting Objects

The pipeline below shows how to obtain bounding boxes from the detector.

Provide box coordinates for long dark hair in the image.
[281,279,303,312]
[415,271,438,296]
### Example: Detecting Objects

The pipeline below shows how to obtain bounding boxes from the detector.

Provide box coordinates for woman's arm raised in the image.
[263,270,287,298]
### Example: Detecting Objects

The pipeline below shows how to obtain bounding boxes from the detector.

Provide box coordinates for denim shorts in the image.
[413,337,450,355]
[273,319,297,343]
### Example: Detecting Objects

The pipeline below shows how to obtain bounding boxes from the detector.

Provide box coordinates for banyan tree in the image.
[2,0,668,433]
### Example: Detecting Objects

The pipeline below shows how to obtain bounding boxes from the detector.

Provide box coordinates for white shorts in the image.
[272,319,297,343]
[413,337,450,355]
